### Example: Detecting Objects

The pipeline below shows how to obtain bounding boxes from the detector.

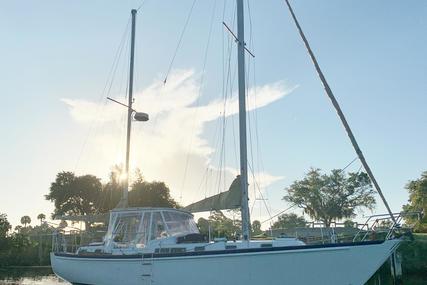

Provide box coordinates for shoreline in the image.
[0,266,51,269]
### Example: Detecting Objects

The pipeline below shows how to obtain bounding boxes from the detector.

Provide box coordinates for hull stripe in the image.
[54,240,384,259]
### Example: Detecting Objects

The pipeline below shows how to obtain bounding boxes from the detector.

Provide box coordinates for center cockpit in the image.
[77,208,201,255]
[106,208,199,249]
[76,207,304,256]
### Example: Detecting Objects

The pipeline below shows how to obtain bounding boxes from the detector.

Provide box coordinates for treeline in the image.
[0,214,53,266]
[45,167,179,226]
[43,167,427,234]
[0,166,182,267]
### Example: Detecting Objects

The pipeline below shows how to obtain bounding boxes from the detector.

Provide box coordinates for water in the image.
[0,267,425,285]
[0,268,68,285]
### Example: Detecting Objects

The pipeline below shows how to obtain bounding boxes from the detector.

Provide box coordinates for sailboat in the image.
[51,2,403,285]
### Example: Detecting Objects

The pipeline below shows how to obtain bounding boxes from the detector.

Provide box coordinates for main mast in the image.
[122,9,137,208]
[236,0,251,241]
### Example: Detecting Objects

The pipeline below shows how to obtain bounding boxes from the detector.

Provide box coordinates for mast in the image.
[122,9,137,208]
[236,0,251,241]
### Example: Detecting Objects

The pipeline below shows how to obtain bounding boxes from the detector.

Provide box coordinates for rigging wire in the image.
[244,16,254,193]
[136,0,148,11]
[227,1,240,171]
[215,42,238,195]
[219,1,238,195]
[261,156,362,226]
[340,157,359,173]
[197,0,233,200]
[80,16,132,212]
[245,0,274,223]
[110,25,132,173]
[248,161,273,221]
[180,0,218,202]
[73,17,131,173]
[261,203,297,225]
[163,0,198,84]
[210,2,236,198]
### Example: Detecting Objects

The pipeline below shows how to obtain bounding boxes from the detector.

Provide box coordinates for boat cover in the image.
[183,176,242,213]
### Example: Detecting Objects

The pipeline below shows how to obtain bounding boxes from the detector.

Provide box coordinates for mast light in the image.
[134,112,149,122]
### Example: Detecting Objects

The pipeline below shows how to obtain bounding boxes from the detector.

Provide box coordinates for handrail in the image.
[353,211,420,242]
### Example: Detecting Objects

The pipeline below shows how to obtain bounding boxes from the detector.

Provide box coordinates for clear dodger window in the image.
[162,210,199,237]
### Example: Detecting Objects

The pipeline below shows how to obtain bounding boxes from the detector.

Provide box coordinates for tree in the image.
[0,214,11,239]
[403,171,427,232]
[197,217,210,236]
[46,172,102,218]
[378,220,392,229]
[129,180,180,208]
[37,214,46,226]
[271,213,307,230]
[284,168,376,227]
[20,216,31,228]
[196,211,241,240]
[343,219,356,228]
[251,220,263,236]
[98,167,123,212]
[46,169,181,228]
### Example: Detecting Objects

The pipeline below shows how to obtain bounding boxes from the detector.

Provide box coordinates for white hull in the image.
[51,239,400,285]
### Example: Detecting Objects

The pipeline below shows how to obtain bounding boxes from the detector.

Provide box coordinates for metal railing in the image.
[353,211,421,242]
[51,212,422,253]
[269,212,421,245]
[52,229,107,254]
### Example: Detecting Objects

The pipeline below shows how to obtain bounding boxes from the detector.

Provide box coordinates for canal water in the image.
[0,264,396,285]
[0,268,67,285]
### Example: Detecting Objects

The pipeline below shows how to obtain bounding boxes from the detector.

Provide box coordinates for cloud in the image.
[62,69,295,206]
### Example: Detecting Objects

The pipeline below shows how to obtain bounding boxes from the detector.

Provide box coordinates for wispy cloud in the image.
[62,69,295,206]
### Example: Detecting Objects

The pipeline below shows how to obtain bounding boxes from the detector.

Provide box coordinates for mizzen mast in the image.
[122,9,137,208]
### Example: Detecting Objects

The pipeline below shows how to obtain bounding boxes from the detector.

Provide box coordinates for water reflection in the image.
[0,268,68,285]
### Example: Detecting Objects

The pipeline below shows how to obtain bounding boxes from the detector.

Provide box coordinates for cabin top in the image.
[110,207,193,215]
[104,207,199,250]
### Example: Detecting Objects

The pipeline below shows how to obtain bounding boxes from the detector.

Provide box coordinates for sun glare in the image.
[119,172,128,182]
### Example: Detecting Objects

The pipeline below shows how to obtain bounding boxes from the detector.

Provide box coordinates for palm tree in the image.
[20,215,31,228]
[37,213,46,225]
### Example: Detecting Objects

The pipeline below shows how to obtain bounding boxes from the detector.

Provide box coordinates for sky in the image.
[0,0,426,229]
